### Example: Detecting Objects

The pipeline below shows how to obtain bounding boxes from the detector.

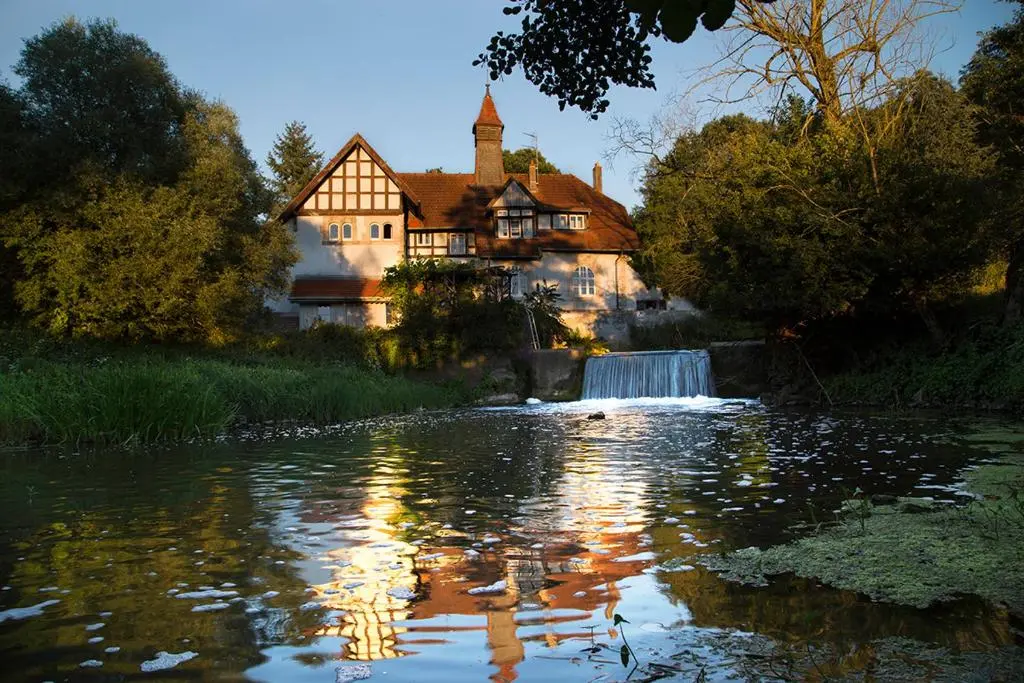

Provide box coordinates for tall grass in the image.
[0,356,463,446]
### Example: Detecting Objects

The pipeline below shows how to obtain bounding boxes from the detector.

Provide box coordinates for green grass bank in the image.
[0,327,468,446]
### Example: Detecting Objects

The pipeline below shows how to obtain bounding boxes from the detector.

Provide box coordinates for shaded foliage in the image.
[382,260,527,368]
[0,18,295,343]
[503,147,560,173]
[961,0,1024,325]
[634,75,997,332]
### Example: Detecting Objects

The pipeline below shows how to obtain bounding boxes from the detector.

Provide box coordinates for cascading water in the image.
[581,350,716,399]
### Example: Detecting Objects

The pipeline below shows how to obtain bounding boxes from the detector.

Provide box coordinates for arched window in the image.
[573,266,595,296]
[383,223,393,240]
[370,223,381,240]
[328,223,340,242]
[342,223,353,240]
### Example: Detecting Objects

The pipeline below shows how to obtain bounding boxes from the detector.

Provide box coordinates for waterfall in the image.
[581,350,716,400]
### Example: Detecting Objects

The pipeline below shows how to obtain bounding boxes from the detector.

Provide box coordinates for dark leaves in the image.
[620,644,631,667]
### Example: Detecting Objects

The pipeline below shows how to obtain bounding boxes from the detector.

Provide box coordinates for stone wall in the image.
[708,341,767,398]
[526,349,586,401]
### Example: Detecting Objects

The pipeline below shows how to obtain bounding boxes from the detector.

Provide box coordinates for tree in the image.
[266,121,323,209]
[961,0,1024,325]
[502,147,560,173]
[0,18,295,342]
[13,18,189,186]
[476,0,776,118]
[634,74,997,332]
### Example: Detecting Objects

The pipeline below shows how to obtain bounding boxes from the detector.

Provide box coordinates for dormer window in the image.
[569,214,586,230]
[496,210,535,239]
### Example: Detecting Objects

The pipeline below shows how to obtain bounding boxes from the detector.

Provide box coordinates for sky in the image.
[0,0,1017,210]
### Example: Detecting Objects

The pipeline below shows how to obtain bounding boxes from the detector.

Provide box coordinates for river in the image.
[0,398,1015,681]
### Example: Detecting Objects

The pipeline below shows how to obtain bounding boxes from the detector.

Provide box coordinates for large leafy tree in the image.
[502,147,560,173]
[961,0,1024,325]
[635,74,997,332]
[266,121,323,209]
[0,18,295,342]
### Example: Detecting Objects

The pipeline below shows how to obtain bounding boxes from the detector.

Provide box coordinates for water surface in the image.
[0,399,1014,681]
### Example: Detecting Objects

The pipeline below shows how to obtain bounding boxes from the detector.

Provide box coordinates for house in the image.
[272,87,677,333]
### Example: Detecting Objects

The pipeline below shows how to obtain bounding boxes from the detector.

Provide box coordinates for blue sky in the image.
[0,0,1016,210]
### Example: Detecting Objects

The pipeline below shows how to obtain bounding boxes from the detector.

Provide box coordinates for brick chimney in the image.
[528,157,538,192]
[473,85,504,186]
[593,161,603,194]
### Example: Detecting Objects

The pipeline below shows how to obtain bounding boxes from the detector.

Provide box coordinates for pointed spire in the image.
[474,84,503,131]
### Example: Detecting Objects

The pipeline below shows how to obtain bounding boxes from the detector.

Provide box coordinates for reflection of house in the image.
[272,87,682,332]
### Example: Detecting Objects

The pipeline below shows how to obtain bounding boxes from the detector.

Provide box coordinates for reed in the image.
[0,356,462,446]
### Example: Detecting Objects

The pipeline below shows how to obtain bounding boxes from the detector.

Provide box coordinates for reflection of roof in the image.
[398,173,639,258]
[289,277,383,302]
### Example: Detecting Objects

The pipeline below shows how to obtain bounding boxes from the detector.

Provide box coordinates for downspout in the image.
[614,251,624,310]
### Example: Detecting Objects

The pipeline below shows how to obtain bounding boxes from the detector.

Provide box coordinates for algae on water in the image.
[699,431,1024,614]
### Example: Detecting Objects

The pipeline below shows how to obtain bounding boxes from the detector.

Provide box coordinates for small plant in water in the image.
[840,486,873,534]
[613,613,640,675]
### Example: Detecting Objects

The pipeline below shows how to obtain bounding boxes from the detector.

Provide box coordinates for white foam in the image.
[0,600,60,623]
[140,651,198,672]
[468,580,507,595]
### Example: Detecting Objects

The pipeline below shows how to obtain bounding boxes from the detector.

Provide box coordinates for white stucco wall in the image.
[493,252,655,311]
[291,215,405,278]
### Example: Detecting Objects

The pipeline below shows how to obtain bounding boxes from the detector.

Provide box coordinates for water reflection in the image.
[0,400,1015,681]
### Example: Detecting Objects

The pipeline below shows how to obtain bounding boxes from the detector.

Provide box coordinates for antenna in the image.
[523,131,538,162]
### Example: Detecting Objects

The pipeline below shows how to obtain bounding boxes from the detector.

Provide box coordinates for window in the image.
[538,214,551,230]
[383,223,393,240]
[370,223,380,240]
[573,266,595,296]
[415,232,432,247]
[509,267,527,298]
[449,233,467,255]
[316,305,332,322]
[342,223,353,240]
[555,214,569,230]
[569,214,586,230]
[497,219,509,239]
[509,218,522,238]
[327,223,340,242]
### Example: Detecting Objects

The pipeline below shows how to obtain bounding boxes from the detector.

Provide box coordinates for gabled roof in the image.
[473,85,503,131]
[278,134,421,222]
[397,172,640,257]
[485,176,543,210]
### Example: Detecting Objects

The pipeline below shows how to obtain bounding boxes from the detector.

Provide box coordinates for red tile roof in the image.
[474,87,503,129]
[397,172,640,258]
[289,277,384,301]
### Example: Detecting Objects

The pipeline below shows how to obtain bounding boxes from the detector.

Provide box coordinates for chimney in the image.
[528,157,538,192]
[593,161,603,194]
[473,85,505,185]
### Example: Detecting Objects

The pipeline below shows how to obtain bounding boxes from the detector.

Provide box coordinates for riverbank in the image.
[0,328,469,446]
[696,426,1024,616]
